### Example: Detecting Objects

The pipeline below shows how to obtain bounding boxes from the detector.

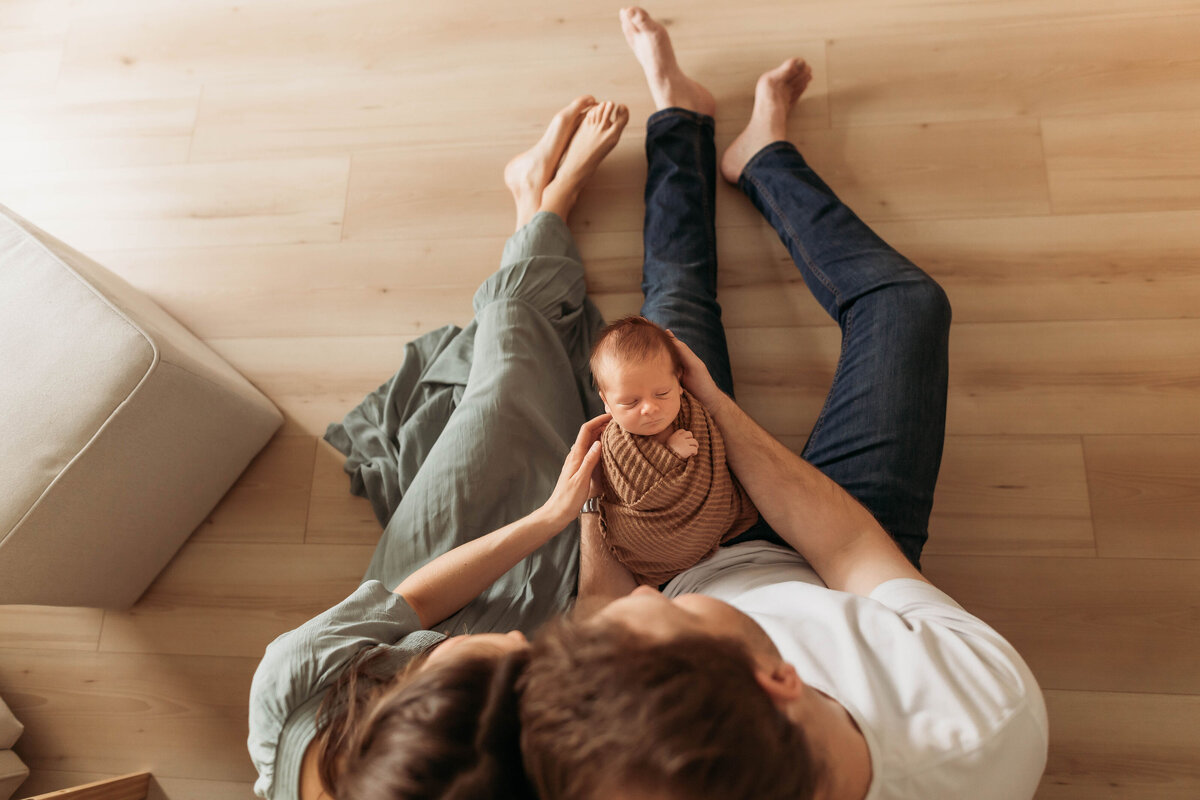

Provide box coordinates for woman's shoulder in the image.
[249,582,442,799]
[269,633,447,800]
[299,736,334,800]
[252,582,420,699]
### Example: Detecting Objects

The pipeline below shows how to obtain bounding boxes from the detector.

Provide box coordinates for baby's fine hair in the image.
[589,316,684,391]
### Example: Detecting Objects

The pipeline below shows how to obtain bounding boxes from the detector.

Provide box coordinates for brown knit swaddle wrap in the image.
[599,390,758,585]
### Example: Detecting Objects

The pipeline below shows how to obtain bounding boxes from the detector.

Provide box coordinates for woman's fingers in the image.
[562,417,607,480]
[563,441,602,507]
[570,413,611,457]
[577,440,602,477]
[552,414,609,510]
[579,412,612,442]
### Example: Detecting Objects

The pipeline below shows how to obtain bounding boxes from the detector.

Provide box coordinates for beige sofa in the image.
[0,203,283,609]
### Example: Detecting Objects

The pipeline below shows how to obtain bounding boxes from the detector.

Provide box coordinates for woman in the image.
[247,96,631,800]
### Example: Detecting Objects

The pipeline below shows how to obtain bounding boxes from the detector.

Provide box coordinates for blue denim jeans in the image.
[638,109,951,568]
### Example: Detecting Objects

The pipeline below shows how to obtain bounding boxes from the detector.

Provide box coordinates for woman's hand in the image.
[666,330,722,406]
[539,413,611,528]
[397,412,612,628]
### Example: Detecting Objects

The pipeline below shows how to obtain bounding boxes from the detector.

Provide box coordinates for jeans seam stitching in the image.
[745,170,841,307]
[802,303,855,457]
[698,133,718,285]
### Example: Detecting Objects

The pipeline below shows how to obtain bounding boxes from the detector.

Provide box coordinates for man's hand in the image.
[666,330,723,407]
[539,413,611,528]
[667,429,698,459]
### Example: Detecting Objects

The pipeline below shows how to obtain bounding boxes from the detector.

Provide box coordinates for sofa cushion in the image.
[0,218,154,539]
[0,696,21,751]
[0,203,283,608]
[0,750,28,800]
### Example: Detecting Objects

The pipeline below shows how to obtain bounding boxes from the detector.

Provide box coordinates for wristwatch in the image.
[580,496,602,515]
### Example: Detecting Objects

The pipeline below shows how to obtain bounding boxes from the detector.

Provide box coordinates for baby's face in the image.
[597,351,682,437]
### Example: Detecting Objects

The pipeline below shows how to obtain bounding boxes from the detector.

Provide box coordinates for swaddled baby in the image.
[590,316,758,585]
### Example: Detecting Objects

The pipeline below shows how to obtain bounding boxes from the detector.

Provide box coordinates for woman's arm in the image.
[394,413,611,629]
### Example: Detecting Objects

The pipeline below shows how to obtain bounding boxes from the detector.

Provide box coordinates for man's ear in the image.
[753,662,804,706]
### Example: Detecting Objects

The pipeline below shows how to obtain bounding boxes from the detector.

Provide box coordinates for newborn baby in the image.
[590,316,758,585]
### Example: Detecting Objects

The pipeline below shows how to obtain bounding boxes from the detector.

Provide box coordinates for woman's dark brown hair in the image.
[315,643,535,800]
[315,644,434,793]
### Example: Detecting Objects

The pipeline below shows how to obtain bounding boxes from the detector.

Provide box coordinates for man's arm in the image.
[577,511,637,610]
[670,333,928,597]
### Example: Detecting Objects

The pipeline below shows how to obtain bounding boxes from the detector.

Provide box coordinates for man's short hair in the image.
[519,619,820,800]
[589,315,684,391]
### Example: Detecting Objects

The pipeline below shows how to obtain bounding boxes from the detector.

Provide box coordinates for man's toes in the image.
[619,7,638,39]
[788,62,813,98]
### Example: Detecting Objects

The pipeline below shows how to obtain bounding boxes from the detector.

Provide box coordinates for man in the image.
[517,8,1048,800]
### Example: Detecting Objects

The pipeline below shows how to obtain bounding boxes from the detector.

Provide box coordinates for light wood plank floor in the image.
[2,0,1199,796]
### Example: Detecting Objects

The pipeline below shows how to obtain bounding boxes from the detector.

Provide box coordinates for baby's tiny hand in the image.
[667,429,698,459]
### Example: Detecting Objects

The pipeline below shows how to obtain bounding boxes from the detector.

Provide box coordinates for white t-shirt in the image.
[664,542,1049,800]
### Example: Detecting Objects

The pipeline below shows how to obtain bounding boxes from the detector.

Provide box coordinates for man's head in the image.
[519,588,821,800]
[590,316,684,437]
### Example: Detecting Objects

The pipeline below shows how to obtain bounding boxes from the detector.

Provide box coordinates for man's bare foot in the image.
[505,95,596,230]
[720,58,812,184]
[538,100,629,220]
[619,7,715,117]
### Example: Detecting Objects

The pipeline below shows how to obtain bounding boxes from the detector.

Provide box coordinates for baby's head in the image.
[590,316,684,437]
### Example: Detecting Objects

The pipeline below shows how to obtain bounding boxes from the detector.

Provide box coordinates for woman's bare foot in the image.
[619,6,715,117]
[538,100,630,220]
[720,58,812,185]
[505,95,596,230]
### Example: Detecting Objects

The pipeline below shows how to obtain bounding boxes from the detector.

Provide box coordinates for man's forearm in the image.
[577,513,637,609]
[705,391,919,593]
